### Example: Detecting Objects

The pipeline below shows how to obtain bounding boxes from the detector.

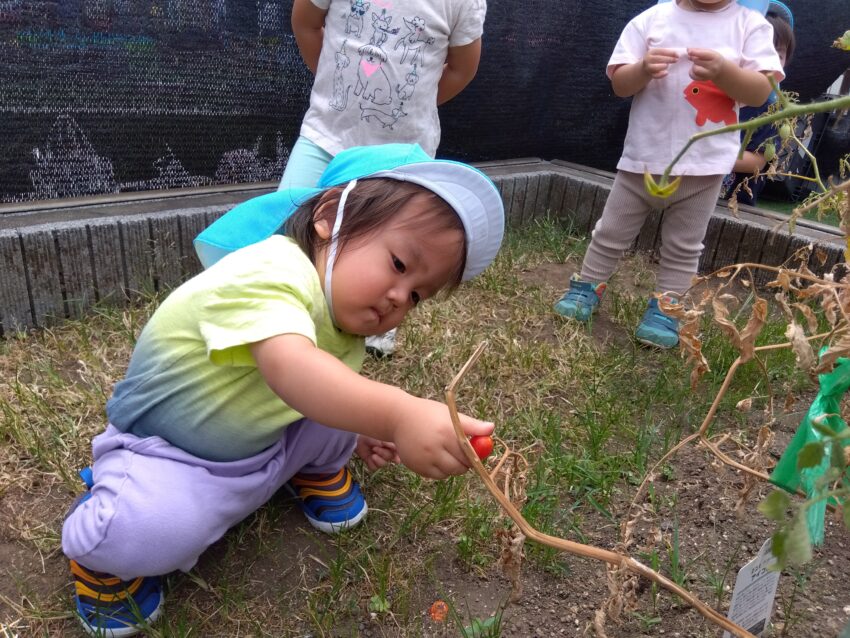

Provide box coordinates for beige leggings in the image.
[580,170,724,295]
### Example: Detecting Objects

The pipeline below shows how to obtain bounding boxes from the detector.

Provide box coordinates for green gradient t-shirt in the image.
[107,236,364,461]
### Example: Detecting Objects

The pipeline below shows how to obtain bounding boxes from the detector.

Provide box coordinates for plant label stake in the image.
[723,539,780,638]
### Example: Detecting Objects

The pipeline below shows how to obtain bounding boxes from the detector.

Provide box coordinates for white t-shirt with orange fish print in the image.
[607,1,783,176]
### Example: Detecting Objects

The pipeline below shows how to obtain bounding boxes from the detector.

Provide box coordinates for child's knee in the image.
[62,489,214,578]
[288,420,357,472]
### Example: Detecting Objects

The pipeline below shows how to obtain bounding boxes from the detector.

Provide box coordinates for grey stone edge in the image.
[0,158,843,337]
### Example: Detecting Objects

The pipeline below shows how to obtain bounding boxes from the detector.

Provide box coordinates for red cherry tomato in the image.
[429,600,449,622]
[469,435,494,460]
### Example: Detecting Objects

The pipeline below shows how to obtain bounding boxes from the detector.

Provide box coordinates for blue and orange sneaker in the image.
[286,467,368,534]
[71,560,163,637]
[635,295,680,349]
[72,466,94,510]
[68,467,163,636]
[554,275,607,322]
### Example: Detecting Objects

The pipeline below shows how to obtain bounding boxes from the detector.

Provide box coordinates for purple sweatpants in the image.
[62,420,356,579]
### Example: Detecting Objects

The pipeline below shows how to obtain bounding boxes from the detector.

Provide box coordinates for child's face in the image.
[314,194,465,336]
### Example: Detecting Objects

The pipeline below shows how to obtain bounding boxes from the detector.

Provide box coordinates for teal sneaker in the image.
[635,296,680,349]
[554,276,607,322]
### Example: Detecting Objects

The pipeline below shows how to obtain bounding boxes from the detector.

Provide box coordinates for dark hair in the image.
[766,12,795,65]
[286,178,467,290]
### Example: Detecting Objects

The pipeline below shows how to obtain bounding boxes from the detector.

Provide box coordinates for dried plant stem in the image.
[699,340,838,512]
[627,334,839,538]
[707,263,850,287]
[791,176,850,216]
[627,355,746,526]
[700,436,771,481]
[488,439,513,481]
[445,342,757,638]
[830,287,850,326]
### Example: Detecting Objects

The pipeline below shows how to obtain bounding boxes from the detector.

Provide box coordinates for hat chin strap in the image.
[324,179,357,327]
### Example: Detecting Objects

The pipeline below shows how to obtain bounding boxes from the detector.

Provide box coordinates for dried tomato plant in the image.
[445,343,759,638]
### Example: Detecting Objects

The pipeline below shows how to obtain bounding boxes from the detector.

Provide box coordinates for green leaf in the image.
[797,442,824,469]
[835,30,850,51]
[831,440,847,470]
[844,503,850,531]
[812,420,837,438]
[463,616,497,638]
[770,529,787,570]
[785,514,813,567]
[368,594,390,613]
[759,490,791,521]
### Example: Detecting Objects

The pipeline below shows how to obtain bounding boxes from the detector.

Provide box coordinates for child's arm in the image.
[436,39,482,105]
[687,48,773,107]
[609,48,680,97]
[251,334,494,479]
[292,0,327,74]
[733,149,767,174]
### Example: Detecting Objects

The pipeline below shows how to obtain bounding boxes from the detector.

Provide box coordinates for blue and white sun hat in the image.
[194,143,504,284]
[767,0,793,28]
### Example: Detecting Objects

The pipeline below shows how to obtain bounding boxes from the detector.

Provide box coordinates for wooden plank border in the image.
[0,231,32,337]
[1,160,845,333]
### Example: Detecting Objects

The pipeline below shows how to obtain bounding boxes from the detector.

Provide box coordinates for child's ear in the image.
[313,216,332,240]
[312,190,339,240]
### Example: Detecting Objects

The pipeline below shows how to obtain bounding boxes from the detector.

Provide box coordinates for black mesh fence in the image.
[1,0,847,204]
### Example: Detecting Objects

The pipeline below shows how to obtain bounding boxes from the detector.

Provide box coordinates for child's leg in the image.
[278,136,333,191]
[63,421,355,579]
[655,175,724,294]
[580,171,656,284]
[285,421,367,534]
[282,417,358,474]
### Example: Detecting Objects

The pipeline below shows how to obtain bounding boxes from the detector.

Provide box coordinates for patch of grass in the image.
[0,216,817,636]
[456,498,497,569]
[702,543,742,609]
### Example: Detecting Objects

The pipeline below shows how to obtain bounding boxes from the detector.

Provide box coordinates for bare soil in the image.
[2,253,849,637]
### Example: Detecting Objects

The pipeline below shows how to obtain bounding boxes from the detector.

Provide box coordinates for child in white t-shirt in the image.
[281,0,486,191]
[554,0,783,349]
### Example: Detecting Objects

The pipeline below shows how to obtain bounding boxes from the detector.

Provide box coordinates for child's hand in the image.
[391,397,494,480]
[687,48,726,81]
[641,48,680,79]
[355,435,400,472]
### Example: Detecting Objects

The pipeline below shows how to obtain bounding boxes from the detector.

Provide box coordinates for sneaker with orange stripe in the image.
[71,559,163,637]
[286,467,368,534]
